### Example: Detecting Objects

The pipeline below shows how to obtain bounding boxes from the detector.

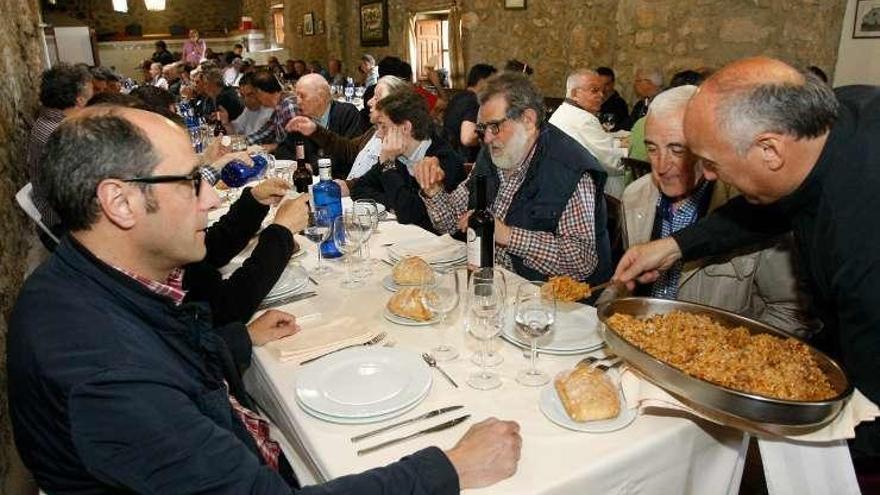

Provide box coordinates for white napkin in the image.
[758,437,861,495]
[388,234,465,264]
[620,368,880,442]
[264,316,379,363]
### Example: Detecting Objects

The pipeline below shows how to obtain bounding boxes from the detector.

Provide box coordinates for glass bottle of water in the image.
[312,158,342,258]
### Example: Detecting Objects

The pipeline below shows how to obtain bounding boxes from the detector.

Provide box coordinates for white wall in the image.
[834,0,880,86]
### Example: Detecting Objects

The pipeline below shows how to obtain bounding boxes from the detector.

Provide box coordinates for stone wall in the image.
[41,0,242,37]
[330,0,846,100]
[0,0,45,492]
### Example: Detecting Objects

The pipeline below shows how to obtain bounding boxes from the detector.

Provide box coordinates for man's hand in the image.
[272,194,310,233]
[203,139,232,163]
[445,417,522,489]
[379,126,406,163]
[456,210,473,233]
[334,179,350,198]
[285,115,318,136]
[251,177,290,206]
[613,237,683,290]
[494,218,512,247]
[413,157,446,198]
[211,151,252,171]
[247,309,299,346]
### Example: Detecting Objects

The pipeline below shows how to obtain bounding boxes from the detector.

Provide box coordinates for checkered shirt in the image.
[423,140,599,280]
[246,93,298,145]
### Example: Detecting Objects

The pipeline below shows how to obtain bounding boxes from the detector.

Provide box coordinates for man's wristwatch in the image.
[379,158,397,172]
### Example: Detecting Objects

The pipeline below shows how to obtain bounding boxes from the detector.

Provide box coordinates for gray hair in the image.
[42,109,160,231]
[716,72,839,155]
[479,72,545,124]
[375,75,409,96]
[647,85,698,119]
[636,67,663,87]
[565,69,598,97]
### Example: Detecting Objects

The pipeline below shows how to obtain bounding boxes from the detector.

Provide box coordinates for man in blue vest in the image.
[415,72,611,284]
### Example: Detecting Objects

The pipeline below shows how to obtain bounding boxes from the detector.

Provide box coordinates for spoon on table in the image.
[422,353,458,388]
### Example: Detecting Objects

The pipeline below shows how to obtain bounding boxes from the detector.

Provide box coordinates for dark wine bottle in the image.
[467,174,494,271]
[293,140,312,193]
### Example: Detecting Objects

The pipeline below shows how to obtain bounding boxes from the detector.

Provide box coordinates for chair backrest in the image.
[15,183,60,245]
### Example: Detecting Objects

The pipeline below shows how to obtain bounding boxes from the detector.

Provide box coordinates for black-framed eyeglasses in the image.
[122,165,219,196]
[475,118,508,139]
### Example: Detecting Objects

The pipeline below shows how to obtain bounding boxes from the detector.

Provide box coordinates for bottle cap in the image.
[318,158,331,169]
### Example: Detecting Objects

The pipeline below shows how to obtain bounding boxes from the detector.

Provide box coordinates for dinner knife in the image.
[357,414,471,456]
[257,291,317,310]
[350,405,465,443]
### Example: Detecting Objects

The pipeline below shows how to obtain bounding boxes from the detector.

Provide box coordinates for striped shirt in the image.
[423,138,600,280]
[246,94,298,145]
[28,107,67,229]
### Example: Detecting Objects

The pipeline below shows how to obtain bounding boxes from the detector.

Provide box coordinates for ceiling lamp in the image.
[112,0,128,13]
[144,0,166,11]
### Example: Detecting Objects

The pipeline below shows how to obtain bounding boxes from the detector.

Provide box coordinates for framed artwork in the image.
[854,0,880,38]
[504,0,526,10]
[304,12,315,36]
[360,0,389,47]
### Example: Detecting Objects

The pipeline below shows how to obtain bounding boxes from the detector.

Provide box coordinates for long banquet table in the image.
[243,220,749,494]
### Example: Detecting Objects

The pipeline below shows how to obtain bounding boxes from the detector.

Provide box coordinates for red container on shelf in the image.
[240,16,254,31]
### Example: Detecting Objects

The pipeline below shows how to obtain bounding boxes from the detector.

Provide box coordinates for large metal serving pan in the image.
[597,297,853,435]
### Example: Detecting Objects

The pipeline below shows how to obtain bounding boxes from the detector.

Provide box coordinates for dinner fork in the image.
[576,354,620,369]
[299,332,387,365]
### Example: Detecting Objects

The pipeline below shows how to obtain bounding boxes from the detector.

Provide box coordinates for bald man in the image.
[613,57,880,463]
[276,73,362,177]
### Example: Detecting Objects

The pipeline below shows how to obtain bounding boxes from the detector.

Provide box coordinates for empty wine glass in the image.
[514,281,556,387]
[332,213,368,288]
[600,112,616,132]
[422,268,460,361]
[466,278,504,390]
[351,208,375,280]
[469,268,507,367]
[303,207,334,277]
[353,199,380,270]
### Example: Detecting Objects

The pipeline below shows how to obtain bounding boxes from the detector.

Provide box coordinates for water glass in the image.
[353,199,380,264]
[332,213,369,288]
[514,281,556,387]
[422,268,460,362]
[303,208,333,276]
[466,279,504,390]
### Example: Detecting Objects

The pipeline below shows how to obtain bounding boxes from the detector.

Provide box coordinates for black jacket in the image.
[672,85,880,458]
[352,128,465,232]
[599,90,630,131]
[8,237,460,493]
[277,101,362,178]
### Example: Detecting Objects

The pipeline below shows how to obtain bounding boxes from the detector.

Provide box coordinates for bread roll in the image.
[392,256,434,286]
[554,364,620,422]
[387,287,433,322]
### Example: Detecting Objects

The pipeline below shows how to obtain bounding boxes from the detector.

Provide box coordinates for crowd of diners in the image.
[10,25,880,493]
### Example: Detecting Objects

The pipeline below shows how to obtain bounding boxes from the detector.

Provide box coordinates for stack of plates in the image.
[500,303,604,355]
[353,202,388,220]
[295,347,433,424]
[262,265,309,305]
[387,236,466,268]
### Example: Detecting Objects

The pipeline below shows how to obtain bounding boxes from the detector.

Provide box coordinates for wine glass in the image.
[351,208,375,280]
[469,268,506,367]
[303,207,334,277]
[422,268,460,361]
[353,199,380,271]
[466,278,504,390]
[514,281,556,387]
[600,112,616,132]
[332,213,368,288]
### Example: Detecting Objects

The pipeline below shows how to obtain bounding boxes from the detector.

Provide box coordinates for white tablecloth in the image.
[242,221,748,493]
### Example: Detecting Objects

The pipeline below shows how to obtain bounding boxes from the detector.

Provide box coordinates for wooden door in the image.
[415,19,442,81]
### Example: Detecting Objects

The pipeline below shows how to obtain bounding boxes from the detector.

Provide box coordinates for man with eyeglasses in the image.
[217,72,274,135]
[415,72,613,284]
[9,106,522,493]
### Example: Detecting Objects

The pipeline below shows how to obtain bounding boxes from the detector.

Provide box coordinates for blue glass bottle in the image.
[220,153,269,188]
[312,158,342,258]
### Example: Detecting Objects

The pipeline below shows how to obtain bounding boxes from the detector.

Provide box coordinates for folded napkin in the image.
[264,316,380,363]
[388,234,465,264]
[620,368,880,442]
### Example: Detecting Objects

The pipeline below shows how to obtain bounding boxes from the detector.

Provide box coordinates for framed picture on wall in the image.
[505,0,526,9]
[854,0,880,38]
[360,0,389,46]
[304,12,315,36]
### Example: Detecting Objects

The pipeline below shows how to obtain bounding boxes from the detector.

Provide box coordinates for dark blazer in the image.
[277,101,363,178]
[599,90,630,131]
[352,128,465,232]
[8,237,460,494]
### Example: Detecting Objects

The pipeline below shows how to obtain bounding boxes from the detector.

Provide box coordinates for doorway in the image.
[412,11,451,86]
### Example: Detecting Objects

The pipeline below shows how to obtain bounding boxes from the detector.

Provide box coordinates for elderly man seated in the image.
[415,72,612,283]
[351,90,465,232]
[549,69,627,199]
[613,85,815,335]
[277,73,361,177]
[9,106,522,493]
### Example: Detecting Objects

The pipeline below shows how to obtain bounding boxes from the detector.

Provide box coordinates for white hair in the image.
[376,75,409,95]
[565,69,598,97]
[647,85,698,119]
[637,67,663,87]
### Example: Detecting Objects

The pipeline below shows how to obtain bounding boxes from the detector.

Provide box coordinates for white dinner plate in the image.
[264,265,310,301]
[382,307,440,326]
[539,370,637,433]
[353,202,387,218]
[297,385,429,424]
[295,347,432,419]
[387,236,467,265]
[500,304,604,354]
